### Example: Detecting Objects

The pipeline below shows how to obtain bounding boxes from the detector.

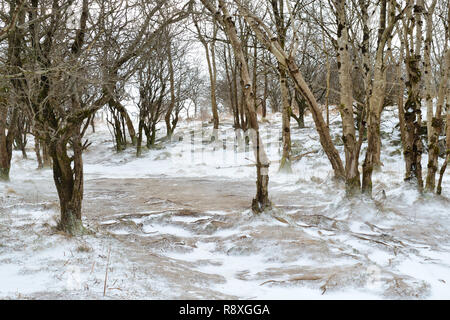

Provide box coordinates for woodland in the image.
[1,0,450,299]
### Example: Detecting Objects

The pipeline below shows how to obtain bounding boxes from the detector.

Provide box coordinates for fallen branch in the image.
[260,275,322,286]
[291,150,320,162]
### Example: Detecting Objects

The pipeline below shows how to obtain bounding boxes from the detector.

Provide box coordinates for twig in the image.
[320,274,336,295]
[103,245,111,297]
[90,261,96,274]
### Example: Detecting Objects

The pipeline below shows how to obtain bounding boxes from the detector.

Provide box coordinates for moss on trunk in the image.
[57,208,86,236]
[0,167,10,181]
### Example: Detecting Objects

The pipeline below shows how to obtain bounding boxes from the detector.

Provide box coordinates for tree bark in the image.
[165,40,176,139]
[1,1,23,181]
[270,0,292,173]
[279,66,292,172]
[430,48,450,193]
[425,2,448,192]
[262,54,268,118]
[424,1,437,145]
[397,30,407,154]
[50,133,84,235]
[335,0,360,195]
[0,107,17,181]
[361,0,398,195]
[108,98,137,146]
[402,0,424,190]
[362,57,386,194]
[33,129,43,169]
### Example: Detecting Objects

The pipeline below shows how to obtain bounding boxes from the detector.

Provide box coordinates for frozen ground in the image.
[1,108,450,299]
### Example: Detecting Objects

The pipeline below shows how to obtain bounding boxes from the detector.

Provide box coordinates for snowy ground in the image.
[1,108,450,299]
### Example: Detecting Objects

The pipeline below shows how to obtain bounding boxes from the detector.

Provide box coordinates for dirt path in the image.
[2,175,257,219]
[2,173,446,299]
[83,177,254,220]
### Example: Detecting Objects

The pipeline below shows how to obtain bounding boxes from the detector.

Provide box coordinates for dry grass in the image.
[6,188,16,195]
[76,244,93,253]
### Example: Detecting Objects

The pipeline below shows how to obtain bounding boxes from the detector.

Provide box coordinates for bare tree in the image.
[193,7,220,133]
[136,38,169,156]
[425,1,449,192]
[200,0,272,213]
[402,0,425,190]
[270,0,292,173]
[235,0,346,181]
[361,0,402,195]
[332,0,361,194]
[3,0,192,235]
[0,0,25,181]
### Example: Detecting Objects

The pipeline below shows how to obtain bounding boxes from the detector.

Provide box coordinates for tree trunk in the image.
[335,0,360,194]
[50,134,84,235]
[210,37,220,135]
[239,84,247,131]
[232,45,241,128]
[425,50,449,192]
[290,91,306,129]
[262,56,268,118]
[165,40,176,139]
[224,46,239,127]
[34,130,44,169]
[436,94,450,195]
[361,0,397,195]
[270,0,292,173]
[425,3,448,192]
[279,66,292,172]
[404,57,424,189]
[108,105,126,152]
[42,139,52,167]
[150,123,157,147]
[109,99,137,146]
[403,0,424,190]
[195,18,220,131]
[362,62,386,195]
[397,34,407,154]
[424,0,437,147]
[90,115,96,133]
[0,107,17,181]
[1,2,22,181]
[252,37,258,114]
[136,116,144,157]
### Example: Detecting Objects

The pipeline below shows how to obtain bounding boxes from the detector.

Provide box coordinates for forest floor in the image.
[1,109,450,299]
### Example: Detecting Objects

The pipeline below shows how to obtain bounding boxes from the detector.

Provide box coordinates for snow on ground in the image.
[1,107,450,299]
